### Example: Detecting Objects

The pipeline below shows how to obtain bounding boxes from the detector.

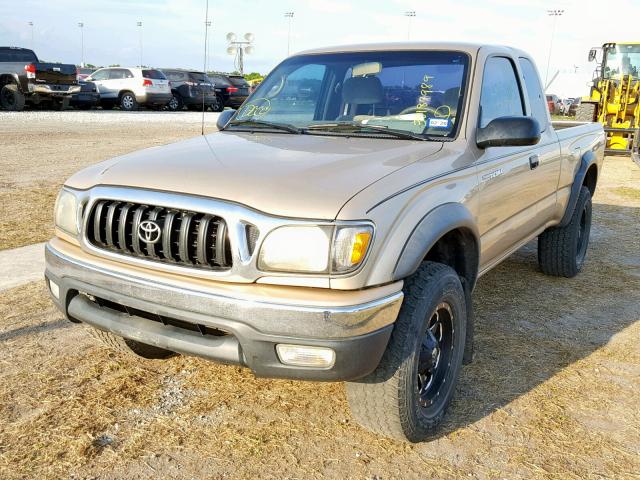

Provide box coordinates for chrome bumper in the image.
[30,84,81,95]
[45,242,403,380]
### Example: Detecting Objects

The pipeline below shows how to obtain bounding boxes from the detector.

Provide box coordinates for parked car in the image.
[70,80,100,110]
[545,94,562,115]
[77,67,95,81]
[85,67,171,111]
[45,42,604,443]
[161,69,220,111]
[0,46,79,111]
[208,73,250,109]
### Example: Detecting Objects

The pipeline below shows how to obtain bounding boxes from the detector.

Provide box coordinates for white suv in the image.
[86,67,172,111]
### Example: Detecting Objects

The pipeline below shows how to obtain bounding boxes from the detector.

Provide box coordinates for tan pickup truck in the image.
[45,42,604,442]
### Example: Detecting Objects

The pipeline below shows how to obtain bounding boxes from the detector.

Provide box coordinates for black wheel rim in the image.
[417,302,454,408]
[576,203,590,265]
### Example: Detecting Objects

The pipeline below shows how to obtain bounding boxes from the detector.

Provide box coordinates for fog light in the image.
[276,344,336,368]
[49,279,60,300]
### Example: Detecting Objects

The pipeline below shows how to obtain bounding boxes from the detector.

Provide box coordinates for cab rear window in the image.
[142,69,167,80]
[0,49,38,63]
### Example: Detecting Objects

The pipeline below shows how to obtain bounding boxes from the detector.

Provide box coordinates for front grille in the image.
[86,200,232,270]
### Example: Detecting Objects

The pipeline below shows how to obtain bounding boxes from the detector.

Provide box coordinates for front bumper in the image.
[45,240,402,381]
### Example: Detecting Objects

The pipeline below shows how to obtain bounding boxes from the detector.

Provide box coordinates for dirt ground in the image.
[0,112,639,479]
[0,111,217,250]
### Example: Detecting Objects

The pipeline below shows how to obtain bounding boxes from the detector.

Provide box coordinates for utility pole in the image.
[545,9,564,89]
[226,33,254,75]
[284,12,294,56]
[78,22,84,67]
[404,11,415,41]
[137,21,143,67]
[28,22,34,50]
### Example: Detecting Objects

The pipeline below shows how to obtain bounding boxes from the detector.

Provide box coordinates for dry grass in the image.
[0,149,638,477]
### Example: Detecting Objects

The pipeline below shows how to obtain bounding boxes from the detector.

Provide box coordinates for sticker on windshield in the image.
[428,118,450,128]
[238,98,271,118]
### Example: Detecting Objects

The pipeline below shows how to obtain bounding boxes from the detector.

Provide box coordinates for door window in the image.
[479,57,524,128]
[90,69,109,81]
[518,57,548,131]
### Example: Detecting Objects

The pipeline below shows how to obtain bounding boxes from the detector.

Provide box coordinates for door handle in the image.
[529,154,540,170]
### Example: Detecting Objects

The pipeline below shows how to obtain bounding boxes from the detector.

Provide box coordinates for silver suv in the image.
[86,67,171,111]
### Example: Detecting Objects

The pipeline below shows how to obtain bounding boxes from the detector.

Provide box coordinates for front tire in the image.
[538,186,592,277]
[0,84,26,111]
[346,261,467,442]
[119,92,138,111]
[88,328,176,360]
[575,103,597,122]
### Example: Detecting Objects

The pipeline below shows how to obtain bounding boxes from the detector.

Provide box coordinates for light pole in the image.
[205,20,212,72]
[28,22,34,50]
[78,22,84,67]
[404,11,415,40]
[136,21,143,67]
[284,12,294,56]
[226,33,254,75]
[545,9,564,88]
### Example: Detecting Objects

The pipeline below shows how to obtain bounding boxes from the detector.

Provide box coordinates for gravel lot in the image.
[0,111,639,479]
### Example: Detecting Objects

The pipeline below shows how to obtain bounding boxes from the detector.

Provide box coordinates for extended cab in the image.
[45,43,604,442]
[0,47,79,111]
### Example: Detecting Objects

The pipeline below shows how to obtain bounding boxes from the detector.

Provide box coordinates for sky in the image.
[2,0,639,98]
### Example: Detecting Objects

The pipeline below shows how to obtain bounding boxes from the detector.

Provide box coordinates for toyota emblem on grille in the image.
[138,220,162,244]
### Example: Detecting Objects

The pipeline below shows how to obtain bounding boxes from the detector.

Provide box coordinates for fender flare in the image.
[559,150,597,227]
[0,73,21,90]
[393,202,480,287]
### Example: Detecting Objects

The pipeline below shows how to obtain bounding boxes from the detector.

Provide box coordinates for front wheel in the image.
[167,94,183,111]
[346,261,467,442]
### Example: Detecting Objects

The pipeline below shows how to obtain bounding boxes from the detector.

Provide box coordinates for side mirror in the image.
[588,49,597,62]
[477,116,541,149]
[216,109,235,130]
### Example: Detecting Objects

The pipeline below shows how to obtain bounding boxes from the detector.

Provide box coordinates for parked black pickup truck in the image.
[0,46,80,111]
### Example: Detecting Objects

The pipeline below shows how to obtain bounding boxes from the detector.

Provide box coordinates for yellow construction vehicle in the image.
[577,42,640,164]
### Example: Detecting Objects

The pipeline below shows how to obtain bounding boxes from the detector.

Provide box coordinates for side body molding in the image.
[559,149,597,227]
[392,202,480,287]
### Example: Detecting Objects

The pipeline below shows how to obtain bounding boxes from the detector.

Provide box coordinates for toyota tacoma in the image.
[45,43,604,442]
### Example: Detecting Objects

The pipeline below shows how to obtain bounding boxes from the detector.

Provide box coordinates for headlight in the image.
[258,226,332,273]
[54,188,79,236]
[258,224,373,274]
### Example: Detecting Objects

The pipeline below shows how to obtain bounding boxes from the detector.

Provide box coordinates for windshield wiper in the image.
[305,122,428,141]
[225,119,302,134]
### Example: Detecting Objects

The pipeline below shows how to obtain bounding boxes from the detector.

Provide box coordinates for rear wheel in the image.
[538,186,592,277]
[212,96,224,112]
[119,92,138,111]
[575,103,597,122]
[88,327,176,360]
[346,261,467,442]
[0,84,26,111]
[167,94,183,111]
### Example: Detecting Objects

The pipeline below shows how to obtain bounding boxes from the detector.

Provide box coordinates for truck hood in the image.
[67,131,443,219]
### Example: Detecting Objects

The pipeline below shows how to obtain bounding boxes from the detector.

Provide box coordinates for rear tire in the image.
[575,103,597,122]
[119,92,138,111]
[88,327,176,360]
[0,84,26,111]
[538,186,592,277]
[346,261,467,442]
[213,96,224,112]
[167,94,183,111]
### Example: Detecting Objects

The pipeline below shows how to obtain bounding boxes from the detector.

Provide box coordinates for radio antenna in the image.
[201,0,210,136]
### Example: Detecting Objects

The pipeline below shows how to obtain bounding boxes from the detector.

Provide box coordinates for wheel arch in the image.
[559,150,598,227]
[0,73,20,89]
[393,202,480,292]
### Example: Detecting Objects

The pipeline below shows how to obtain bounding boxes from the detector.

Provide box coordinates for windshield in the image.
[604,44,640,79]
[233,50,469,138]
